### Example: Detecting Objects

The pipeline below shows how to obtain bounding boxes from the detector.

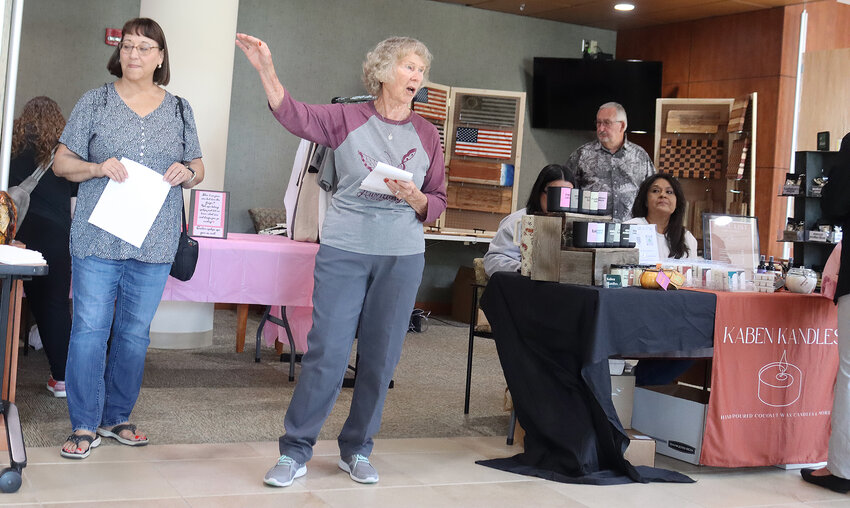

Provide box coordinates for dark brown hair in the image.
[106,18,170,85]
[631,173,690,258]
[525,164,576,215]
[11,96,65,166]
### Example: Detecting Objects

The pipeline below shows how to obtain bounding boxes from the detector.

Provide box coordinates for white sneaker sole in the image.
[338,458,379,484]
[264,465,306,487]
[46,384,66,398]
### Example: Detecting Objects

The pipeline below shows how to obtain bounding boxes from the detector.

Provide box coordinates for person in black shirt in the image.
[9,96,76,398]
[801,132,850,493]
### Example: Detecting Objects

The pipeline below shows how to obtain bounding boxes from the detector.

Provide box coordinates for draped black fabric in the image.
[476,272,717,485]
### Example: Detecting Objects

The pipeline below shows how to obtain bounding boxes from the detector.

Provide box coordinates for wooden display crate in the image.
[557,247,640,286]
[446,183,512,214]
[417,84,525,238]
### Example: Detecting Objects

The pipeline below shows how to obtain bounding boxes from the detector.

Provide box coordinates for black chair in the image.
[465,258,518,445]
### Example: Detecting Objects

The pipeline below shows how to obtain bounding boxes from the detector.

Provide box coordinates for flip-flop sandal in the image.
[97,423,150,446]
[59,433,101,459]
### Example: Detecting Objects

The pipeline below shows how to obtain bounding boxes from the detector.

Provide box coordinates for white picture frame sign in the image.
[188,189,230,239]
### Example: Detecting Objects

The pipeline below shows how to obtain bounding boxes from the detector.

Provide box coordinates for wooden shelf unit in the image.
[415,84,525,237]
[653,95,757,251]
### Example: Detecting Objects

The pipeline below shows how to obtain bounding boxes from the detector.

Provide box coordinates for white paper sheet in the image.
[629,224,660,265]
[359,162,413,195]
[0,245,45,265]
[88,158,171,248]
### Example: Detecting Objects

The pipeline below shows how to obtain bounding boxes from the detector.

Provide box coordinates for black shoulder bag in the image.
[169,97,199,281]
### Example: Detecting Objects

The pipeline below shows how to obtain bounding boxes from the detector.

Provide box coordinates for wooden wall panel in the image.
[774,76,797,169]
[796,48,850,151]
[780,3,804,77]
[688,8,785,82]
[688,77,780,170]
[805,1,850,52]
[615,23,692,85]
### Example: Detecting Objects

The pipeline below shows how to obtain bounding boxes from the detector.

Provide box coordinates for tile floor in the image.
[1,437,848,507]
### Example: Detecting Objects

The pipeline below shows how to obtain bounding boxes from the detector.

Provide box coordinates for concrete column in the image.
[141,0,239,349]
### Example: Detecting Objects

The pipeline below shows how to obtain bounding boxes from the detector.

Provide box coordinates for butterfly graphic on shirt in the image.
[358,148,417,172]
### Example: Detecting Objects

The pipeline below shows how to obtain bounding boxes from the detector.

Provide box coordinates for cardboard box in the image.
[611,375,635,429]
[624,429,656,467]
[451,266,475,324]
[513,418,525,448]
[632,384,709,465]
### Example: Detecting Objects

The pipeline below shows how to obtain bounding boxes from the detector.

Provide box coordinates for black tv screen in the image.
[532,58,662,132]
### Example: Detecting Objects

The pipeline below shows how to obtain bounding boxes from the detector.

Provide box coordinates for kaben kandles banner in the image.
[701,291,838,467]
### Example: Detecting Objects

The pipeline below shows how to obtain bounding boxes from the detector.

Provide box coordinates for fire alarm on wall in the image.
[105,28,121,46]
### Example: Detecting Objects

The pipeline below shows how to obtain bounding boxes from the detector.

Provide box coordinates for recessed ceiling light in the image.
[615,3,635,11]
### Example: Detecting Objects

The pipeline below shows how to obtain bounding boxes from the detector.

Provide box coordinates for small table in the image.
[0,263,48,493]
[161,233,318,353]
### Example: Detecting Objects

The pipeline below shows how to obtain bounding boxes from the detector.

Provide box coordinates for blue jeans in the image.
[66,255,170,432]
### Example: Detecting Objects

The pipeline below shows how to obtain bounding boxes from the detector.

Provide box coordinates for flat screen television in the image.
[532,57,662,133]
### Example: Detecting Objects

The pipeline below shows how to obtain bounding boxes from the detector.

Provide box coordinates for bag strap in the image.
[23,144,58,191]
[175,96,189,234]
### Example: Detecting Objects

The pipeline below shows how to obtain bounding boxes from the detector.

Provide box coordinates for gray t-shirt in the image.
[566,139,655,222]
[60,83,203,263]
[272,94,446,256]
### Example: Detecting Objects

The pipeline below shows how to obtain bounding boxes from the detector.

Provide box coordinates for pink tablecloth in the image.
[161,233,318,351]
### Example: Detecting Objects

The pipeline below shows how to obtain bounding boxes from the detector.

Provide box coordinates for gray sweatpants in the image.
[279,244,424,463]
[829,294,850,478]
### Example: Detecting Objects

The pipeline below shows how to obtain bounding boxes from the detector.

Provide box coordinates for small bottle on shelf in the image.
[757,255,766,273]
[767,256,776,274]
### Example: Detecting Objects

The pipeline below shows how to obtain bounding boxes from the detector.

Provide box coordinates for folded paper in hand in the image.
[359,162,413,195]
[0,245,46,265]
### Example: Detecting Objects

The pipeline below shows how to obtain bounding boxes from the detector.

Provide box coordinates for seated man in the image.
[484,164,575,277]
[566,102,655,222]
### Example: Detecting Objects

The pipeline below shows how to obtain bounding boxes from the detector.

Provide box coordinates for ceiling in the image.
[431,0,807,30]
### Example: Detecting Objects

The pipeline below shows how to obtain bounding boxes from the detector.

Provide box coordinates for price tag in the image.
[655,270,671,290]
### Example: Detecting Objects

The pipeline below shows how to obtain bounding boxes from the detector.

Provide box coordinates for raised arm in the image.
[235,33,286,110]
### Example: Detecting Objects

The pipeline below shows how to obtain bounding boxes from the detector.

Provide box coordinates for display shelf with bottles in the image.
[780,150,843,272]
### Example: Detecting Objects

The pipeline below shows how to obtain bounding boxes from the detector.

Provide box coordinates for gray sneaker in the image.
[264,455,306,487]
[338,454,379,484]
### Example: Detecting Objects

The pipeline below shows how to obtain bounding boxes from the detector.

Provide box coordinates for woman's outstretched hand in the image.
[235,33,285,110]
[235,33,273,72]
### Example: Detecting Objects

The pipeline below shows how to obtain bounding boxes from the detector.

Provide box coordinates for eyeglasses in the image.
[595,119,623,128]
[118,42,161,56]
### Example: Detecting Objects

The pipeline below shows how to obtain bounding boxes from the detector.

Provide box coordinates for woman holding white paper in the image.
[52,18,204,459]
[237,34,446,487]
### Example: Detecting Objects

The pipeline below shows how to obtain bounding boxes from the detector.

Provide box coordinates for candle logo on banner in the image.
[757,351,802,407]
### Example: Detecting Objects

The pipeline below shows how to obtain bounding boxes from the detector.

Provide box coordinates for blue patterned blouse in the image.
[59,83,202,263]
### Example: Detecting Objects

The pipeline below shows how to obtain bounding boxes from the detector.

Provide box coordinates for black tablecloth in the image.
[476,272,717,485]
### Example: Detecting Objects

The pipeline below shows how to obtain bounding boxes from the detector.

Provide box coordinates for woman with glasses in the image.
[53,17,204,459]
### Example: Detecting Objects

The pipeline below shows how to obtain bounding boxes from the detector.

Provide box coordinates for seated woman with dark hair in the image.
[625,173,697,259]
[627,173,699,385]
[484,164,575,277]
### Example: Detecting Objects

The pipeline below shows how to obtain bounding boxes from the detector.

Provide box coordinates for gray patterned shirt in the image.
[60,83,202,263]
[566,139,655,221]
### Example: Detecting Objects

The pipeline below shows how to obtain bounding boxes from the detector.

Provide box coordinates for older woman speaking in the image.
[236,34,446,487]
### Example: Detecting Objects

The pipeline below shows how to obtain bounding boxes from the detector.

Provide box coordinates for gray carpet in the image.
[15,309,510,448]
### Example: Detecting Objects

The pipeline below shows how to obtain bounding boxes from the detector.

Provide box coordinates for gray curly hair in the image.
[362,37,432,96]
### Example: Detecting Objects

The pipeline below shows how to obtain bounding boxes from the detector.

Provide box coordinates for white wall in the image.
[140,0,239,192]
